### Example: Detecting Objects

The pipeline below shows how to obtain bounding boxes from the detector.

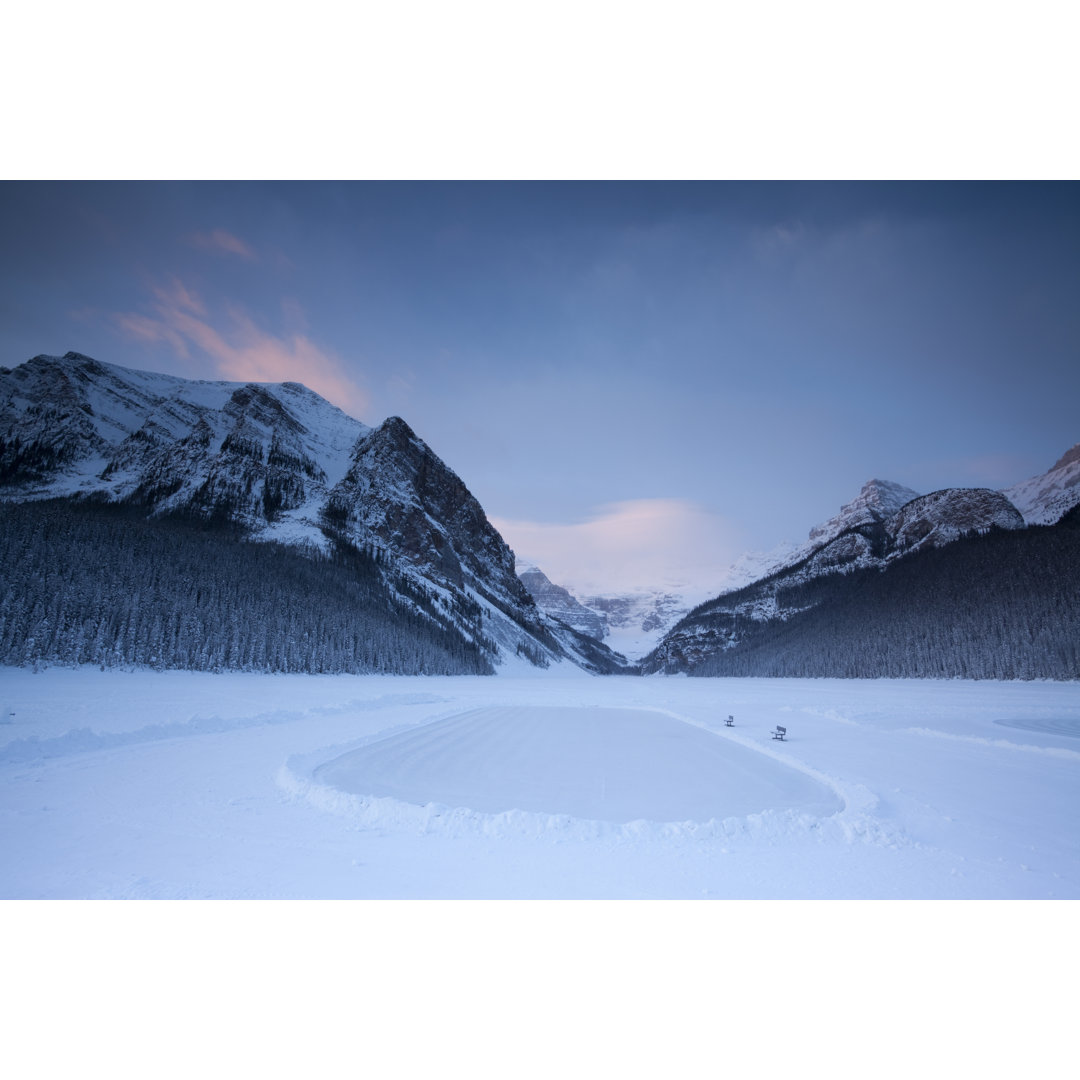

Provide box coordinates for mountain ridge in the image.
[642,447,1078,679]
[1,353,627,675]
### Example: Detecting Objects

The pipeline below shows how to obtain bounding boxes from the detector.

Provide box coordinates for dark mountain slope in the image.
[0,353,629,674]
[646,508,1080,680]
[0,499,494,675]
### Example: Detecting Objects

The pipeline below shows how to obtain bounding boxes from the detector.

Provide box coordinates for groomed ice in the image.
[314,705,841,823]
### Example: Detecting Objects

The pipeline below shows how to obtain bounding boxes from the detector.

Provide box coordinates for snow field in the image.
[5,667,1079,1079]
[2,667,1079,899]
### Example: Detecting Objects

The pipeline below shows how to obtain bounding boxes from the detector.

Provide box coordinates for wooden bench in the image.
[725,715,734,727]
[772,725,787,741]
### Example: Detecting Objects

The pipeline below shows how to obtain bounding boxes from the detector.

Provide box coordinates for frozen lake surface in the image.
[2,667,1079,898]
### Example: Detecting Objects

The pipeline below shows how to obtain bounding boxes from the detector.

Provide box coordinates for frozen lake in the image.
[2,667,1079,899]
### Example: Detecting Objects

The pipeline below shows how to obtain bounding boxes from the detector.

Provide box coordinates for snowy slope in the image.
[576,587,704,661]
[517,562,608,640]
[0,353,625,673]
[890,487,1024,553]
[724,446,1078,606]
[643,473,1044,675]
[808,478,921,546]
[2,666,1078,899]
[514,563,701,662]
[0,352,367,548]
[720,539,803,591]
[1004,442,1080,525]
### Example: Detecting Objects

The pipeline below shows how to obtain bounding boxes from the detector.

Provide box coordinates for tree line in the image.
[0,498,494,675]
[682,509,1080,680]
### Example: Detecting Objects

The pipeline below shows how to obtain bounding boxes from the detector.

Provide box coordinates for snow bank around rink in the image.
[276,703,910,850]
[0,666,454,754]
[0,693,450,765]
[993,716,1080,740]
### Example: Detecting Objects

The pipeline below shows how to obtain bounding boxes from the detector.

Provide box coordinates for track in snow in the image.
[314,705,842,824]
[994,717,1080,739]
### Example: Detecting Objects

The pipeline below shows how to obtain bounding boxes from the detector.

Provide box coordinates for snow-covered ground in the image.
[3,667,1078,899]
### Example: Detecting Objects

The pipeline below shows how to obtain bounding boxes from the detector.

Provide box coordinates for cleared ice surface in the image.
[315,705,841,823]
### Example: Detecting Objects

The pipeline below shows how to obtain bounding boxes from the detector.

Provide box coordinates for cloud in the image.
[112,278,369,418]
[187,229,258,261]
[112,312,191,357]
[490,499,747,599]
[152,277,205,316]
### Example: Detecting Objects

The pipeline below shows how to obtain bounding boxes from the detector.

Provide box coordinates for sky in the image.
[2,181,1078,597]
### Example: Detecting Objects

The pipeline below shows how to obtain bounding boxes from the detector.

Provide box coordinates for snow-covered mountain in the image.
[711,447,1079,609]
[1004,442,1080,525]
[0,353,626,674]
[576,588,698,661]
[719,541,802,592]
[807,478,922,547]
[642,465,1053,675]
[515,562,692,662]
[519,470,1049,667]
[0,353,365,535]
[517,562,607,640]
[890,487,1024,553]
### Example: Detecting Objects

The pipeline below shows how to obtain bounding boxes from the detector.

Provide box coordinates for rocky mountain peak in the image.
[890,488,1024,554]
[807,478,920,546]
[1005,442,1080,526]
[1051,442,1080,473]
[2,352,628,673]
[518,565,608,641]
[327,416,523,604]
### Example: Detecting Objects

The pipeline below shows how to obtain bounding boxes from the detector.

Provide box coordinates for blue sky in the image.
[2,181,1078,595]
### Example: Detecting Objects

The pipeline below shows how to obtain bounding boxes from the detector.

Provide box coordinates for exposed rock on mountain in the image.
[1004,442,1080,526]
[643,476,1033,676]
[514,563,686,662]
[712,480,923,594]
[1,352,362,532]
[0,352,626,674]
[646,505,1080,680]
[517,563,608,640]
[577,589,695,661]
[808,478,921,547]
[325,415,524,606]
[891,488,1024,554]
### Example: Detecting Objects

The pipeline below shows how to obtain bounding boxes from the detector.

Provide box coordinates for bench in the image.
[772,725,787,741]
[725,715,734,727]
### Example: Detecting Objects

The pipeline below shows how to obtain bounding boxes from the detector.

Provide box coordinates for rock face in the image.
[515,562,694,661]
[1004,443,1080,526]
[576,590,696,661]
[326,416,525,605]
[518,564,608,640]
[643,477,1029,675]
[891,488,1024,554]
[0,352,362,530]
[808,478,921,547]
[0,352,627,673]
[581,591,689,636]
[718,480,922,590]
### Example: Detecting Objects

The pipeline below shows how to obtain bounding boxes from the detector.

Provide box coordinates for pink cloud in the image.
[112,312,190,358]
[151,277,206,316]
[187,229,258,261]
[112,280,369,419]
[491,499,747,598]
